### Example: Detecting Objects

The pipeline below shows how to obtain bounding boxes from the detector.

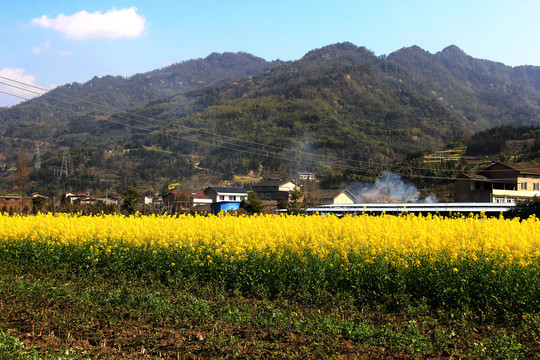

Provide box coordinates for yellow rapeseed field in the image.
[2,212,540,311]
[0,212,539,268]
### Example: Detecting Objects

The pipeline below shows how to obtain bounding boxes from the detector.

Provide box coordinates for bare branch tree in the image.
[15,152,30,210]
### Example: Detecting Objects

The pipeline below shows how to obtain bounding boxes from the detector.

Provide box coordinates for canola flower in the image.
[1,212,540,312]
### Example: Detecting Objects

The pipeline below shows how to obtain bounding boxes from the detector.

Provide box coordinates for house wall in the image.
[294,172,315,181]
[215,194,247,202]
[0,197,33,212]
[492,189,540,203]
[253,182,296,201]
[203,189,218,202]
[278,182,297,192]
[517,175,540,191]
[210,202,241,214]
[257,190,288,201]
[454,180,492,202]
[334,193,355,204]
[193,198,212,206]
[204,189,247,203]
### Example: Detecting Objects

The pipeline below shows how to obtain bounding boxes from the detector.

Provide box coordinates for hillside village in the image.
[3,159,540,216]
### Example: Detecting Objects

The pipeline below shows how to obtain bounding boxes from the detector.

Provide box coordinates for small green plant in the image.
[0,331,38,359]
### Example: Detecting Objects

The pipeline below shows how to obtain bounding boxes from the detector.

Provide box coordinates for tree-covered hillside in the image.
[386,45,540,129]
[464,125,540,159]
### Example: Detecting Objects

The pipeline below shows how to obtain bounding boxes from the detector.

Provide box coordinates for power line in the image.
[0,77,372,172]
[1,86,528,182]
[0,89,29,100]
[0,83,501,179]
[1,76,532,180]
[0,74,475,175]
[1,75,366,168]
[0,86,317,169]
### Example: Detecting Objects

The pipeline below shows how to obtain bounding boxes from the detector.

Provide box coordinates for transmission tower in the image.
[58,150,69,179]
[35,144,41,170]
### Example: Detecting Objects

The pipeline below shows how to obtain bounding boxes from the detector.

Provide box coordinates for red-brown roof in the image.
[494,162,540,174]
[357,193,393,203]
[191,192,210,200]
[456,173,489,180]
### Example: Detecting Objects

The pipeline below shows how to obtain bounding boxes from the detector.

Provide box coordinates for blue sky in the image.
[1,0,539,107]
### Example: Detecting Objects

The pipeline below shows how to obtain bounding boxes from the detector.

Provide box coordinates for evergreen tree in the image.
[243,190,263,214]
[287,187,305,215]
[121,187,140,215]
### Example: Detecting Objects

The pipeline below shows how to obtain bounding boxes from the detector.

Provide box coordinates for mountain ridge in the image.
[0,52,282,130]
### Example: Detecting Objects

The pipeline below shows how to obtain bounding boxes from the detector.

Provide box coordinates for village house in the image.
[64,192,90,204]
[0,195,33,212]
[191,192,212,206]
[31,192,48,199]
[454,162,540,203]
[203,186,248,214]
[293,171,315,182]
[162,191,191,209]
[310,189,358,205]
[251,179,298,201]
[61,192,122,207]
[163,191,212,210]
[93,196,122,207]
[142,195,163,207]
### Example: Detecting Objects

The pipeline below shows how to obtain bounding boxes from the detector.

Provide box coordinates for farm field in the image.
[1,212,540,358]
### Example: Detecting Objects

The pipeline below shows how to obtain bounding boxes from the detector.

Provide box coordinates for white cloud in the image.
[31,42,73,57]
[56,50,73,57]
[32,41,51,54]
[0,68,55,107]
[30,7,146,40]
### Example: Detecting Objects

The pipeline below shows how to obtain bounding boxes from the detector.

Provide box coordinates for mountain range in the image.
[0,42,539,195]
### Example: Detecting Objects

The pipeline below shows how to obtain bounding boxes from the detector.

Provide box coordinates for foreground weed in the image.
[473,333,528,359]
[0,331,37,359]
[0,332,94,360]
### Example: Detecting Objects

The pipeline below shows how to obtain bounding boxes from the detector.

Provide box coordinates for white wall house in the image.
[203,186,248,203]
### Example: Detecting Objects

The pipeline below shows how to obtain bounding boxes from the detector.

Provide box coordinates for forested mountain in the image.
[0,52,281,131]
[135,45,464,171]
[0,42,539,195]
[386,44,540,129]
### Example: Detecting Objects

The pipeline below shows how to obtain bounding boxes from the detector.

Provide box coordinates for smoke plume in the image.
[348,171,435,203]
